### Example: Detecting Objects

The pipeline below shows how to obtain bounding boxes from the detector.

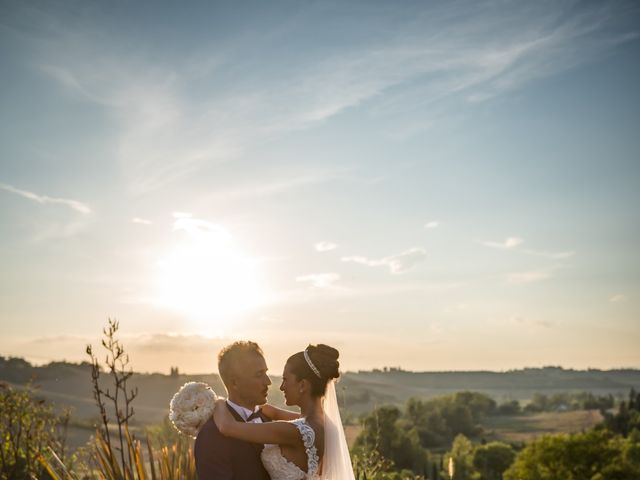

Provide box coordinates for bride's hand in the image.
[260,403,276,420]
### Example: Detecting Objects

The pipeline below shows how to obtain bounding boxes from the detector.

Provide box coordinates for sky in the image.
[1,0,639,374]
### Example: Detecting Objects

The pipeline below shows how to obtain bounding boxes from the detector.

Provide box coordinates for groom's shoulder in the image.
[195,417,223,446]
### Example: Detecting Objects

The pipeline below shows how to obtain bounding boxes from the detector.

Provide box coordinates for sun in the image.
[154,215,264,332]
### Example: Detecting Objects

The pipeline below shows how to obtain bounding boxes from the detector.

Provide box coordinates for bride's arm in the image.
[261,403,300,421]
[214,400,300,446]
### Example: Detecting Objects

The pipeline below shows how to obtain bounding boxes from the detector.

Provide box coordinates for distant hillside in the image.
[1,356,235,424]
[339,367,640,415]
[2,356,639,423]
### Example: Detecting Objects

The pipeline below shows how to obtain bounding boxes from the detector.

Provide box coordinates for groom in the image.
[195,341,272,479]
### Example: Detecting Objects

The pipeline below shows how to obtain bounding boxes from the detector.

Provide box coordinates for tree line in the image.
[352,388,640,479]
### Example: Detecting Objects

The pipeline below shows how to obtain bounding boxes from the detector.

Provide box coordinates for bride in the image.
[213,344,355,479]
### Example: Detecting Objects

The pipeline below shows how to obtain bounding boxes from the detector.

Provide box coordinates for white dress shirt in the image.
[226,399,264,423]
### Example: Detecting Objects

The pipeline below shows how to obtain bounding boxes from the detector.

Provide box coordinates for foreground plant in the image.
[41,318,196,480]
[0,382,70,479]
[86,318,139,476]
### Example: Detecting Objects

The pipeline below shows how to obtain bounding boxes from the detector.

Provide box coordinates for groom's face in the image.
[230,351,271,407]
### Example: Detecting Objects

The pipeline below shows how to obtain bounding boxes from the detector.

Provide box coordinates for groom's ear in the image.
[222,370,237,392]
[228,374,240,391]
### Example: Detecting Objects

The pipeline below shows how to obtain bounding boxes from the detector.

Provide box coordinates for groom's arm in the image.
[195,419,233,479]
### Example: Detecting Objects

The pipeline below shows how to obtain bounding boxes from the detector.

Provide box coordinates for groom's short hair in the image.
[218,341,264,386]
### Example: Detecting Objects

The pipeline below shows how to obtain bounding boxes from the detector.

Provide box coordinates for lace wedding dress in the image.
[261,418,320,480]
[261,381,355,480]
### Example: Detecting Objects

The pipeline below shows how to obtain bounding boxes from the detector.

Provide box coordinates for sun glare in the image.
[155,215,264,333]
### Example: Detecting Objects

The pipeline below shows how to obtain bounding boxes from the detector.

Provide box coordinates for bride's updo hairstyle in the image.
[287,344,340,396]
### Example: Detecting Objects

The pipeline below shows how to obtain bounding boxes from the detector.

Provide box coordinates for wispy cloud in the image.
[508,315,553,328]
[37,64,110,106]
[24,1,635,193]
[481,237,524,249]
[36,60,239,194]
[201,169,347,204]
[315,241,338,252]
[444,303,467,314]
[519,248,575,260]
[272,279,465,309]
[479,236,574,259]
[131,217,152,225]
[0,183,91,214]
[171,212,231,242]
[31,220,92,242]
[342,247,427,274]
[424,221,439,229]
[296,273,341,289]
[506,269,552,285]
[610,294,627,303]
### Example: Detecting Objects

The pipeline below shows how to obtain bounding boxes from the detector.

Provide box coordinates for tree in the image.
[524,393,548,413]
[497,400,521,415]
[473,442,515,480]
[454,392,497,421]
[503,429,640,480]
[352,446,397,479]
[441,402,477,438]
[355,405,429,474]
[601,388,640,437]
[406,397,449,447]
[446,434,476,480]
[356,406,402,458]
[405,392,494,448]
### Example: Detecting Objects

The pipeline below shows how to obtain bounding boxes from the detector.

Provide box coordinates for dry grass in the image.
[344,424,363,448]
[483,409,604,442]
[345,410,603,448]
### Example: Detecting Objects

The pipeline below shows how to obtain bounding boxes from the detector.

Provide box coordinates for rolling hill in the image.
[3,357,639,422]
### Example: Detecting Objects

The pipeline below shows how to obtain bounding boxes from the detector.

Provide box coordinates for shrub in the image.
[0,383,70,479]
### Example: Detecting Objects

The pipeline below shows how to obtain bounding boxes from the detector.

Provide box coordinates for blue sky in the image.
[1,0,639,373]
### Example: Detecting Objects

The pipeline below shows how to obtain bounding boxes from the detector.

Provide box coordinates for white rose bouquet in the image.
[169,382,218,437]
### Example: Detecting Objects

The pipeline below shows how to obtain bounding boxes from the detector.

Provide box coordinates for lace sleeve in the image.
[292,419,320,476]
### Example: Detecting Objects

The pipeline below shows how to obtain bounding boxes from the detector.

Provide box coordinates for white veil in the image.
[321,380,355,479]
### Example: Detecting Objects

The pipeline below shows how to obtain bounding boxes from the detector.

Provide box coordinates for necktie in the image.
[246,410,262,422]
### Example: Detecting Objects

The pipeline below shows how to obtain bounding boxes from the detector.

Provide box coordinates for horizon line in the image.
[3,354,639,376]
